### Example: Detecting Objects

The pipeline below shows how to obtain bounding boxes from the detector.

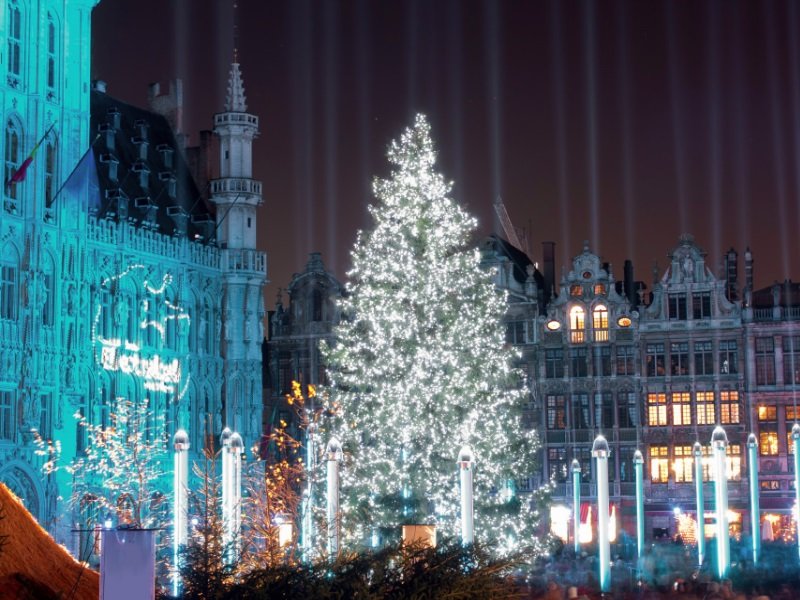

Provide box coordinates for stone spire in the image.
[225,63,247,112]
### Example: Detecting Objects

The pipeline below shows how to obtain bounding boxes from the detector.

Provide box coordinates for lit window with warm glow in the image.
[592,305,609,342]
[672,392,691,426]
[720,391,740,424]
[594,283,606,296]
[760,431,779,456]
[570,306,585,343]
[758,405,777,421]
[674,445,694,482]
[617,316,632,328]
[696,391,715,425]
[550,505,571,543]
[650,445,669,483]
[647,393,667,426]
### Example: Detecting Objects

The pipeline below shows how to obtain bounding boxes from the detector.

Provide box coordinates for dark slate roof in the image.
[90,89,215,241]
[482,233,545,287]
[752,280,800,308]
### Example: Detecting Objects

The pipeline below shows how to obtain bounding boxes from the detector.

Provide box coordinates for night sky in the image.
[92,0,800,302]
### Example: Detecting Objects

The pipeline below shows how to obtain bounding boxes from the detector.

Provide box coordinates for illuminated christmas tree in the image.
[323,114,543,554]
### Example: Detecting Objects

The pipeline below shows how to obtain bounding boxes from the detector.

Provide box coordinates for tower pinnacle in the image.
[225,63,247,113]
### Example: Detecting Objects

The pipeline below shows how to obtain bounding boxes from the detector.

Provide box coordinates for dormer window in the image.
[570,285,582,296]
[592,305,609,342]
[594,284,606,295]
[157,144,173,168]
[570,306,585,343]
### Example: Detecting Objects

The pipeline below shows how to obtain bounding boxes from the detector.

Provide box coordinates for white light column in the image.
[302,421,316,562]
[571,459,581,555]
[711,427,730,579]
[457,445,475,545]
[221,428,242,565]
[633,450,644,560]
[792,424,800,560]
[693,441,706,568]
[592,435,611,594]
[172,429,189,597]
[326,437,343,558]
[747,433,761,565]
[221,427,232,549]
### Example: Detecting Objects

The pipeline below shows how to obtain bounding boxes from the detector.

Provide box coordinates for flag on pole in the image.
[5,122,55,190]
[49,146,101,210]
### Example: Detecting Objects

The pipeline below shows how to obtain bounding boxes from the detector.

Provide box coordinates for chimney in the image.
[624,259,635,305]
[745,247,753,292]
[542,241,556,305]
[724,248,738,302]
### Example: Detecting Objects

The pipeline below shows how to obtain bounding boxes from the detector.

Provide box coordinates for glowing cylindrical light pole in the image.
[633,450,644,560]
[458,445,475,545]
[172,429,189,597]
[221,427,232,548]
[792,424,800,560]
[572,459,581,554]
[302,421,316,562]
[592,435,611,593]
[222,429,243,564]
[747,433,761,565]
[711,427,730,579]
[326,437,343,558]
[693,441,706,567]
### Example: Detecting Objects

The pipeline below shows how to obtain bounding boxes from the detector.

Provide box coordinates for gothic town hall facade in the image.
[0,0,266,546]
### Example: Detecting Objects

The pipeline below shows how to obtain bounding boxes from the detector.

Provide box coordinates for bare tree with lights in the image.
[322,114,544,554]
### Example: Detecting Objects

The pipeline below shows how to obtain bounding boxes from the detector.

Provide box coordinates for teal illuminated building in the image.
[0,0,266,547]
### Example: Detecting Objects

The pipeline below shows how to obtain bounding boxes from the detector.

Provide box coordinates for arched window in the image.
[7,1,22,79]
[44,137,57,206]
[0,245,19,320]
[4,119,21,205]
[593,304,609,342]
[46,15,58,93]
[570,306,585,344]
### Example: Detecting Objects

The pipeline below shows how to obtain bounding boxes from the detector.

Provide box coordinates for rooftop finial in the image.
[233,0,240,64]
[225,62,247,112]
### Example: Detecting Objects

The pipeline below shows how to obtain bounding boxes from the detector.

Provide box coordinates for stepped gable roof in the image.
[0,483,99,599]
[483,234,544,287]
[90,89,215,241]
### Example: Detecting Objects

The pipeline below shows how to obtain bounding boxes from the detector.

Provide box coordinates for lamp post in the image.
[711,427,730,579]
[572,459,581,555]
[633,450,644,560]
[792,424,800,560]
[172,429,189,597]
[593,435,611,594]
[747,433,761,565]
[693,441,706,568]
[458,445,475,545]
[326,437,343,558]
